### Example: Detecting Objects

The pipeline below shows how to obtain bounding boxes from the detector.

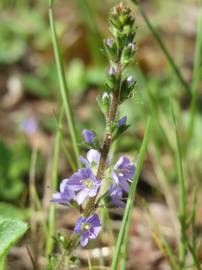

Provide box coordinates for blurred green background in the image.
[0,0,201,269]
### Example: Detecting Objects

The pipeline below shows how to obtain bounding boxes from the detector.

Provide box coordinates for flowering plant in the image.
[50,2,137,267]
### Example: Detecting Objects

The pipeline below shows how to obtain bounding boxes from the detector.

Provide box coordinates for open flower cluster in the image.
[52,129,135,246]
[51,2,136,249]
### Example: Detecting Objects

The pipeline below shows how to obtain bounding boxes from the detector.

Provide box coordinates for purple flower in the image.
[111,156,135,192]
[20,117,38,135]
[51,179,75,205]
[79,149,110,174]
[118,116,127,126]
[82,129,96,144]
[67,168,101,205]
[105,38,113,48]
[109,184,125,208]
[74,214,101,246]
[79,149,101,169]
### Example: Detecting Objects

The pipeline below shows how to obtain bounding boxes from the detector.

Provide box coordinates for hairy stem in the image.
[97,93,119,178]
[84,92,120,217]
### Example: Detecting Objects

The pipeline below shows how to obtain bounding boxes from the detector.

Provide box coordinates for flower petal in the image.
[80,232,89,246]
[74,217,84,233]
[119,178,129,192]
[76,189,89,205]
[87,149,100,165]
[82,129,95,144]
[118,116,127,126]
[79,156,89,167]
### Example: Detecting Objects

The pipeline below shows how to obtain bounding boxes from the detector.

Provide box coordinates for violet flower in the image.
[51,179,75,205]
[109,184,125,208]
[118,116,127,126]
[79,149,110,175]
[82,129,95,144]
[111,156,135,192]
[20,117,38,135]
[79,149,101,169]
[74,214,101,246]
[67,168,101,205]
[105,38,113,48]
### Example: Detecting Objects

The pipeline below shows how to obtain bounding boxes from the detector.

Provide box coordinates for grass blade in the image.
[188,0,202,139]
[120,215,131,270]
[130,0,191,96]
[111,117,152,270]
[143,200,179,270]
[171,105,186,269]
[46,108,63,255]
[49,2,80,167]
[0,257,6,270]
[75,0,103,64]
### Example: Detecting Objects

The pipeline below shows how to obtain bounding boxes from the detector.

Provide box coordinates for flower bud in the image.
[82,129,96,144]
[109,65,117,76]
[121,42,136,65]
[105,38,113,48]
[104,38,118,61]
[120,75,136,101]
[107,65,120,90]
[127,75,135,88]
[97,92,111,116]
[118,116,127,126]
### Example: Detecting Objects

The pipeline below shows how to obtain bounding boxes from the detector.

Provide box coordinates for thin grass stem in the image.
[188,0,202,139]
[0,257,6,270]
[49,2,80,167]
[130,0,191,96]
[120,216,131,270]
[75,0,103,64]
[191,188,197,258]
[186,241,202,270]
[52,110,77,171]
[143,200,179,270]
[171,105,186,269]
[88,258,93,270]
[46,108,63,255]
[111,117,152,270]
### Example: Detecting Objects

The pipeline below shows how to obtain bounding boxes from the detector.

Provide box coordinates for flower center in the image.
[118,172,124,177]
[82,222,91,231]
[81,178,94,189]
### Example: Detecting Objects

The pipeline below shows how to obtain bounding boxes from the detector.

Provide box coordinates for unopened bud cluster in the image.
[98,2,136,120]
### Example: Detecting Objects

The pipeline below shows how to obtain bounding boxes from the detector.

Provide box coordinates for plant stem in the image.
[0,257,6,270]
[171,105,186,269]
[130,0,191,96]
[97,93,119,178]
[49,3,80,167]
[188,0,202,139]
[75,0,103,65]
[55,250,67,270]
[84,91,120,217]
[46,108,63,256]
[111,117,152,270]
[143,201,179,270]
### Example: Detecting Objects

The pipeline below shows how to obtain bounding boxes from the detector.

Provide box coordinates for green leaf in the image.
[0,217,28,258]
[67,59,87,94]
[0,203,29,221]
[0,139,12,178]
[22,75,51,98]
